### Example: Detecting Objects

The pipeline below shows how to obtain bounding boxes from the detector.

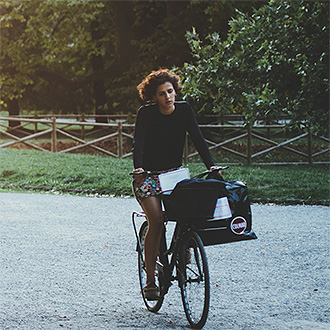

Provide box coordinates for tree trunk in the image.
[111,1,137,70]
[7,98,21,129]
[91,20,107,124]
[164,1,190,66]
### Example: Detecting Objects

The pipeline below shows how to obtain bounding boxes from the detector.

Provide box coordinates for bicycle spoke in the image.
[179,232,210,329]
[185,266,203,281]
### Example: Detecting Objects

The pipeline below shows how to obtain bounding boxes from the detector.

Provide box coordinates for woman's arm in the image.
[186,104,215,169]
[133,107,147,169]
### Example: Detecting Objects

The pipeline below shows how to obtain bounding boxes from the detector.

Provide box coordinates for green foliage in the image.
[1,0,262,116]
[179,0,329,135]
[0,0,111,113]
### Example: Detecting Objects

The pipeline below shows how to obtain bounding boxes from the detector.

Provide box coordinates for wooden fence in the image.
[0,115,329,165]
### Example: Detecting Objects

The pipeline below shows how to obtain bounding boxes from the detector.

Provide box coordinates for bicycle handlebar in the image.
[129,166,229,177]
[129,170,161,176]
[193,166,229,179]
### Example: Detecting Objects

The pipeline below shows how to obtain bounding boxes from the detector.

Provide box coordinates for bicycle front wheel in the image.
[138,220,164,312]
[178,231,210,329]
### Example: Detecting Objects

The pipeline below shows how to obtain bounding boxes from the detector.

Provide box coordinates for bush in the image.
[179,0,329,136]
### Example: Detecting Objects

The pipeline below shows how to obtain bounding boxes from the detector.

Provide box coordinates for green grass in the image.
[0,148,133,196]
[0,148,329,203]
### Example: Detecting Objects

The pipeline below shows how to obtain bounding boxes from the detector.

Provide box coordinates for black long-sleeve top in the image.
[133,101,214,171]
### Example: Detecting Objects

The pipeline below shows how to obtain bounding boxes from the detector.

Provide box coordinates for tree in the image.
[1,0,260,121]
[179,0,329,135]
[1,0,101,120]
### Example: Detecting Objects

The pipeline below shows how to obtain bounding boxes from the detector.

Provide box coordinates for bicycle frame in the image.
[131,211,146,258]
[132,211,189,295]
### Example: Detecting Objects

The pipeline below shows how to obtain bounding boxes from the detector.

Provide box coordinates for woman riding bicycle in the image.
[132,68,219,300]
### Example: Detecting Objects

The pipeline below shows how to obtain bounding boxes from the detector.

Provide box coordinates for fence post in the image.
[117,121,123,158]
[247,124,252,165]
[220,113,224,141]
[307,126,313,165]
[81,113,85,140]
[34,114,38,134]
[266,120,270,139]
[51,117,57,152]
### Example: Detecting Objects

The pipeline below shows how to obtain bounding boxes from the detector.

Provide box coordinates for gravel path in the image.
[0,192,329,330]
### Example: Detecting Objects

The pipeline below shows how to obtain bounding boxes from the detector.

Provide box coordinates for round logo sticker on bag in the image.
[230,216,247,235]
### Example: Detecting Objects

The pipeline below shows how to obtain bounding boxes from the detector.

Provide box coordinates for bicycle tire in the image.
[178,231,210,329]
[138,220,165,312]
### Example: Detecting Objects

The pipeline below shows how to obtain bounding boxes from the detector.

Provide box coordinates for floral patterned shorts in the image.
[132,167,180,204]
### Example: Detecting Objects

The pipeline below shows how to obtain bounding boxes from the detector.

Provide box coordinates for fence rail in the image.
[0,116,329,165]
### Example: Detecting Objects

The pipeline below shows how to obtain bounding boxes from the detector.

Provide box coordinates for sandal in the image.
[142,282,160,301]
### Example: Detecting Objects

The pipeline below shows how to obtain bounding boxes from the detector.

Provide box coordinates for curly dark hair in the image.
[137,68,182,103]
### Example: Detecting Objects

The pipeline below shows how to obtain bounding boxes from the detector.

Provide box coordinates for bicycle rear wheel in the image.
[178,231,210,329]
[138,221,164,312]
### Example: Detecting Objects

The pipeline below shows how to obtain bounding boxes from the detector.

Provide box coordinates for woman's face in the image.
[154,82,176,110]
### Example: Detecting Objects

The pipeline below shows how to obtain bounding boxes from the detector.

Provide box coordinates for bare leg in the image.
[140,196,164,285]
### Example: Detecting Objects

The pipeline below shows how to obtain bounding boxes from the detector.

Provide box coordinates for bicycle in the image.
[131,167,227,329]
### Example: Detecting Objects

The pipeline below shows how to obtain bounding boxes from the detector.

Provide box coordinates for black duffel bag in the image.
[196,180,257,246]
[162,177,257,246]
[162,178,225,221]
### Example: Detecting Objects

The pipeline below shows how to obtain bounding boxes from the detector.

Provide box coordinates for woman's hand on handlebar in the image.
[132,167,145,175]
[194,165,228,179]
[130,168,146,183]
[210,165,223,176]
